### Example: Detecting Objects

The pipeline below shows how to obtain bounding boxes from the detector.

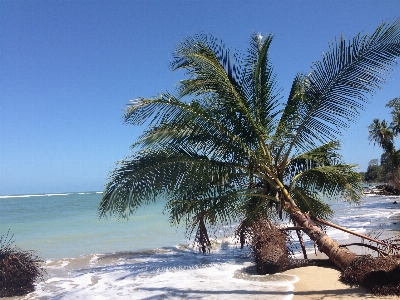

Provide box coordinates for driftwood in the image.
[372,184,400,195]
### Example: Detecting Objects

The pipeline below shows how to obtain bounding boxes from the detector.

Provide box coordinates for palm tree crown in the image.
[100,19,400,243]
[368,118,395,152]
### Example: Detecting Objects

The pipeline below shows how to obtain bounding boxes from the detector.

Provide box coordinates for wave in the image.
[0,191,103,199]
[32,243,297,300]
[0,193,71,199]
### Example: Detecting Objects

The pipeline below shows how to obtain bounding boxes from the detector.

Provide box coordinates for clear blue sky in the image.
[1,1,399,195]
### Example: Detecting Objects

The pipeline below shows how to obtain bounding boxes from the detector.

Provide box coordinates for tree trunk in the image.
[290,207,358,271]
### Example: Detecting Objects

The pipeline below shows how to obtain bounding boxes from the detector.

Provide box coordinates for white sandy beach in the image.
[283,226,400,300]
[283,265,398,300]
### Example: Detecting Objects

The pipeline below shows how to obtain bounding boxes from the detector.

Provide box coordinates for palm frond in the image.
[99,150,247,218]
[276,18,400,155]
[129,96,256,162]
[165,188,245,227]
[244,33,282,136]
[285,141,343,181]
[170,34,268,149]
[290,164,362,204]
[291,187,334,219]
[171,34,243,99]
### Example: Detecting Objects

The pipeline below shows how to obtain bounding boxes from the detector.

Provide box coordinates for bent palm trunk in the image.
[290,204,357,271]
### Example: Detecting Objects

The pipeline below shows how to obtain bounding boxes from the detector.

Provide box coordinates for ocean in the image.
[1,192,399,299]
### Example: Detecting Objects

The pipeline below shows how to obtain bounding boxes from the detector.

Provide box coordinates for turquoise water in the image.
[1,192,399,299]
[1,192,399,260]
[0,192,187,259]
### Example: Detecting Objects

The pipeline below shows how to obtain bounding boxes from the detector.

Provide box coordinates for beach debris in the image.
[340,255,400,296]
[365,184,400,195]
[312,224,400,295]
[0,231,45,297]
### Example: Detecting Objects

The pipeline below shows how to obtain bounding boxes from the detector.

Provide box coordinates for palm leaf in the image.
[276,19,400,156]
[291,187,333,219]
[99,150,248,218]
[289,164,362,204]
[170,34,268,150]
[285,141,342,179]
[243,33,282,136]
[129,95,256,162]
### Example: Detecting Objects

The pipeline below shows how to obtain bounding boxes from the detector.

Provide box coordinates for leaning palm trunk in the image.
[290,205,357,271]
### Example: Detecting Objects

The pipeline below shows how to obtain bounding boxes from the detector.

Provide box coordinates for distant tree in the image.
[368,159,379,167]
[368,119,394,152]
[368,96,400,186]
[364,164,384,182]
[387,98,400,135]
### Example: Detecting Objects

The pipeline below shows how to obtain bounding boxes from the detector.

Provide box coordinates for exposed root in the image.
[0,231,45,297]
[340,255,400,296]
[248,219,293,274]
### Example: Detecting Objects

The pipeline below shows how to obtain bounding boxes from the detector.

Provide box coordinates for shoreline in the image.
[283,229,400,299]
[282,265,398,299]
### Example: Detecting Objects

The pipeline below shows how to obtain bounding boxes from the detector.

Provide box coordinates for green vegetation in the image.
[100,19,400,277]
[368,97,400,186]
[364,159,385,182]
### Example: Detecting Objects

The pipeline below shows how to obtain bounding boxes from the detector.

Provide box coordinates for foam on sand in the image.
[27,243,299,300]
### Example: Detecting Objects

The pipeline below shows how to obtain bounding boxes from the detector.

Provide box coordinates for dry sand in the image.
[283,265,397,300]
[282,232,399,300]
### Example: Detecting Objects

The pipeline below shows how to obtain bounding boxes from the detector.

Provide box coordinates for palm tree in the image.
[100,19,400,271]
[368,119,395,152]
[387,97,400,135]
[369,98,400,185]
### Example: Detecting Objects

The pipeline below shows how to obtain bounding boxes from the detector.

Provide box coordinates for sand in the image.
[283,265,398,300]
[281,233,399,300]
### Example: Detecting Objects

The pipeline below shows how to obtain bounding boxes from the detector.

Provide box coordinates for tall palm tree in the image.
[369,98,400,185]
[368,119,395,152]
[100,19,400,271]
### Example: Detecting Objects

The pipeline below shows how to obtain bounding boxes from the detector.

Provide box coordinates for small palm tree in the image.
[100,19,400,271]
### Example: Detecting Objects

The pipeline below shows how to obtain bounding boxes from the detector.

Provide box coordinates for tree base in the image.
[249,220,292,274]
